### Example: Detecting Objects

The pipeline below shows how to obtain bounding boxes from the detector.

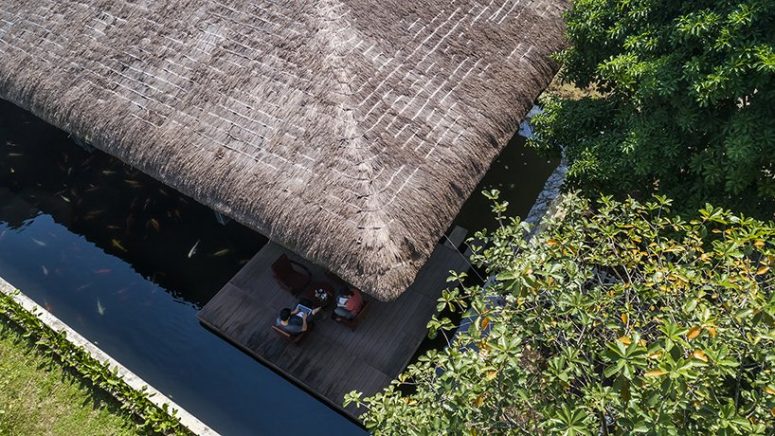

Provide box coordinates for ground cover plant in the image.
[0,320,138,435]
[0,292,189,435]
[348,193,775,435]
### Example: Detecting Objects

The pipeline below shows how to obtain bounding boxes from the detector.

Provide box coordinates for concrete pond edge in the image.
[0,275,220,436]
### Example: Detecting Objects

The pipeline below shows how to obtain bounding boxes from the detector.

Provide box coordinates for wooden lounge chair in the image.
[271,254,311,294]
[271,325,305,343]
[332,300,369,330]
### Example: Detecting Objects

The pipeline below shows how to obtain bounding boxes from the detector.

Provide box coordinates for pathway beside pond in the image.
[198,237,470,419]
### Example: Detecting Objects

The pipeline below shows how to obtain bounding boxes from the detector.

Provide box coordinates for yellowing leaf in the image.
[765,386,775,396]
[638,339,647,347]
[618,336,632,345]
[620,313,629,324]
[546,239,559,247]
[757,265,770,275]
[706,326,718,338]
[755,240,765,250]
[480,317,490,330]
[474,394,485,407]
[644,369,667,378]
[687,326,702,340]
[486,370,498,381]
[692,349,708,362]
[648,351,663,360]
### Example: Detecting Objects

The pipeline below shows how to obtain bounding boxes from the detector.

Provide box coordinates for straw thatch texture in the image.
[0,0,568,301]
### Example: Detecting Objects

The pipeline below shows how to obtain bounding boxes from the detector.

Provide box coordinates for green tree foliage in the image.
[347,193,775,434]
[529,0,775,217]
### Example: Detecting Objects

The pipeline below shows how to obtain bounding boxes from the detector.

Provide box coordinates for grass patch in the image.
[0,321,139,435]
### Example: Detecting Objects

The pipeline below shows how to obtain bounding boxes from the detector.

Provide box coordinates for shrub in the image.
[347,193,775,435]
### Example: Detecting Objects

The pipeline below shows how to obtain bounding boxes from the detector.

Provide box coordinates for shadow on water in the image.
[454,133,558,235]
[0,99,363,436]
[0,104,268,308]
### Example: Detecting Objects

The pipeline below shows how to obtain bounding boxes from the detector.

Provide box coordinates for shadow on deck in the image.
[197,232,470,419]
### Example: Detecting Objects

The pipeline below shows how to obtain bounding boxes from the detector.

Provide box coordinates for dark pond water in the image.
[0,97,556,435]
[455,132,558,234]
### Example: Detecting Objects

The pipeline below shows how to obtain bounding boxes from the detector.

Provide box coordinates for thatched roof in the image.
[0,0,568,301]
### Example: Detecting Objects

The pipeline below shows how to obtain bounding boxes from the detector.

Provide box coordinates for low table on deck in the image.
[197,235,469,419]
[299,281,335,310]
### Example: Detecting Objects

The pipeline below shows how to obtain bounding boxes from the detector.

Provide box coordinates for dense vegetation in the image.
[529,0,775,217]
[349,194,775,434]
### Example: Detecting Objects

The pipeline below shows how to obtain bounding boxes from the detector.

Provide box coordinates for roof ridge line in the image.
[316,0,396,240]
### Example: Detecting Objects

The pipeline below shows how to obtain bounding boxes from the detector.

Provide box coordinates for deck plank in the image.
[197,235,469,419]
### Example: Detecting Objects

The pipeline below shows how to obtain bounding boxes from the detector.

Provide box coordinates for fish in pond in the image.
[31,238,46,247]
[93,269,112,275]
[6,152,22,157]
[124,179,141,188]
[83,210,105,220]
[188,239,200,258]
[102,170,116,176]
[60,195,71,203]
[111,239,128,252]
[41,265,48,276]
[212,248,231,257]
[76,283,93,290]
[80,154,97,168]
[97,299,106,316]
[147,218,161,232]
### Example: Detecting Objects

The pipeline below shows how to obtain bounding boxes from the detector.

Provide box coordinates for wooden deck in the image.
[197,236,470,419]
